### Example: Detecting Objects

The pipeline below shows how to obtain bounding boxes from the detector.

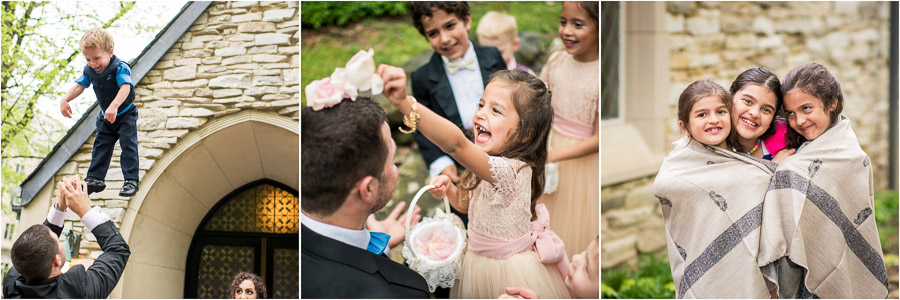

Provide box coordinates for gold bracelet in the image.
[399,96,420,134]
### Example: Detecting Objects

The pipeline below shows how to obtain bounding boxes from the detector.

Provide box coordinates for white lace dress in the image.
[449,156,570,299]
[537,50,599,257]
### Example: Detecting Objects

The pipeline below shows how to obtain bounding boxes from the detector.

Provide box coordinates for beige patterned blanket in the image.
[654,136,775,298]
[758,116,888,298]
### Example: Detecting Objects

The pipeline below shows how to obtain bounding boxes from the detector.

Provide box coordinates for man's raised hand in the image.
[62,175,91,218]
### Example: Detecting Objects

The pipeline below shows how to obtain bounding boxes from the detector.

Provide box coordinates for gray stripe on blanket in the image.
[678,202,763,297]
[768,170,889,289]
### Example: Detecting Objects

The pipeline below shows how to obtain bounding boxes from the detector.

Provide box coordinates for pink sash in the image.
[553,112,594,139]
[466,203,571,278]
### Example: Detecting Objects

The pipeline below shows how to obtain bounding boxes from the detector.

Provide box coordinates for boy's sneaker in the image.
[119,180,139,197]
[85,177,106,194]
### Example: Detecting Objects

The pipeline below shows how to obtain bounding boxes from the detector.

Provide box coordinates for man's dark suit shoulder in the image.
[301,225,429,298]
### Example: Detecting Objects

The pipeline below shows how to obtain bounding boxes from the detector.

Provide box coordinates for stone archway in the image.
[113,111,297,298]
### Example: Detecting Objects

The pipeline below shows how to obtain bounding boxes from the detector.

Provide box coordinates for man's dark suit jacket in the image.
[410,43,507,171]
[301,225,429,298]
[2,219,130,299]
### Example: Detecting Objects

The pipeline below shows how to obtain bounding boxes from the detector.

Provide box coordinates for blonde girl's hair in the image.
[80,27,114,52]
[476,11,518,43]
[457,69,553,221]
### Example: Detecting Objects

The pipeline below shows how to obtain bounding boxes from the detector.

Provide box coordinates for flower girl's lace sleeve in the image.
[487,156,531,208]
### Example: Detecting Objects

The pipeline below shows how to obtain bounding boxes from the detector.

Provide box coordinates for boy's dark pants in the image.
[87,108,139,182]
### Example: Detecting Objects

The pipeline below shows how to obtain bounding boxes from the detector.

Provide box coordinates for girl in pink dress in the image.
[378,65,571,298]
[537,1,600,257]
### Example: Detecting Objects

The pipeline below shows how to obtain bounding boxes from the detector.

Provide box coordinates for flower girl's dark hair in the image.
[457,70,553,221]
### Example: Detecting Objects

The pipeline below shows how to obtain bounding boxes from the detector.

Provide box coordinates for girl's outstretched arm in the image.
[547,112,599,162]
[378,64,495,183]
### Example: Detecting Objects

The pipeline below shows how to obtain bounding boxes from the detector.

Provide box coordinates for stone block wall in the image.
[602,1,892,269]
[600,176,668,268]
[46,1,299,262]
[666,1,891,189]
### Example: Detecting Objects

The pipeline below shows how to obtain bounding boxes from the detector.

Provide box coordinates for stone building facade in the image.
[601,1,894,268]
[14,1,299,298]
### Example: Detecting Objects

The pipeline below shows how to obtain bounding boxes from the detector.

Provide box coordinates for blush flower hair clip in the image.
[304,48,385,111]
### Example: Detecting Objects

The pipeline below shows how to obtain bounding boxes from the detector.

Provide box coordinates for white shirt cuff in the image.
[81,207,111,231]
[429,156,455,178]
[46,203,66,227]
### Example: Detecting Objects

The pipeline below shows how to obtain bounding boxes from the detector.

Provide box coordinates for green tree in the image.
[0,2,141,216]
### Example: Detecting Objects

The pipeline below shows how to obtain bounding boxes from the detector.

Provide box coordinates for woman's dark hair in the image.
[457,70,553,220]
[10,224,60,281]
[780,63,844,147]
[728,67,782,152]
[409,2,470,37]
[301,98,388,217]
[576,1,599,26]
[677,79,732,145]
[230,272,266,298]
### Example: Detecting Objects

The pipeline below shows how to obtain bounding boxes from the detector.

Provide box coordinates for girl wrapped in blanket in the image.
[654,80,774,298]
[758,63,888,298]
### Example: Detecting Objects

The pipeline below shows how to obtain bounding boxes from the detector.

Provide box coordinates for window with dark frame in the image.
[601,2,621,121]
[4,224,13,239]
[185,181,298,299]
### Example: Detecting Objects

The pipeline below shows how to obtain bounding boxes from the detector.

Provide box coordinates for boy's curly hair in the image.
[80,27,114,52]
[409,2,471,36]
[230,272,267,298]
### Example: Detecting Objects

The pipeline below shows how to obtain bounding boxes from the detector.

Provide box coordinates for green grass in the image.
[301,19,430,103]
[601,252,676,299]
[469,2,561,39]
[875,189,899,270]
[301,1,562,106]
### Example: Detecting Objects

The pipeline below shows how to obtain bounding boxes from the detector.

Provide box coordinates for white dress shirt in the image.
[301,212,391,257]
[47,203,111,231]
[430,43,484,178]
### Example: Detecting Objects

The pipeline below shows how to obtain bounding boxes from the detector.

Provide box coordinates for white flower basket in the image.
[402,185,466,292]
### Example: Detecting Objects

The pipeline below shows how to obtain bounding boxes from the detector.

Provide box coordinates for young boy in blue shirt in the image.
[58,27,139,197]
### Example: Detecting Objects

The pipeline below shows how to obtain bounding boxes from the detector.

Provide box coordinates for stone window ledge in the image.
[601,123,664,186]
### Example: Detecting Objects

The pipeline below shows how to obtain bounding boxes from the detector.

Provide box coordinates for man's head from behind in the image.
[301,98,397,218]
[10,225,66,281]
